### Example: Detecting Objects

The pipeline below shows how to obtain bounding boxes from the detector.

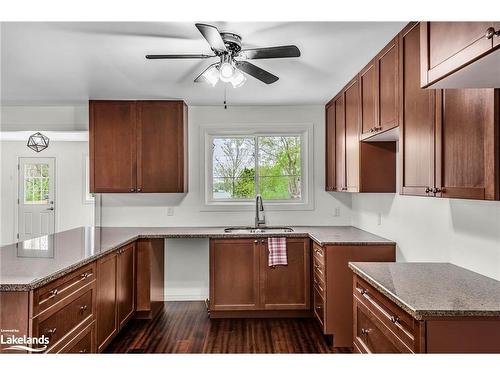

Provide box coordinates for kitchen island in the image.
[349,262,500,353]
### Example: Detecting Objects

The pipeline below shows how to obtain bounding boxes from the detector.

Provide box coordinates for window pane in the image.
[258,136,301,200]
[212,138,255,199]
[23,163,50,204]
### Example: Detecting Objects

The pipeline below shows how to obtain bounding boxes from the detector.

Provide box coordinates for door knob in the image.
[46,207,54,211]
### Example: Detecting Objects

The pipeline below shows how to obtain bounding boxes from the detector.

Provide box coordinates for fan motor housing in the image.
[220,32,242,54]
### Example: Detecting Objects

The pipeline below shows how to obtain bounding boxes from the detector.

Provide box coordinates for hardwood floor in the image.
[105,302,348,354]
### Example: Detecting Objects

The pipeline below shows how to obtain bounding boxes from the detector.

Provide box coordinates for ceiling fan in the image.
[145,23,301,88]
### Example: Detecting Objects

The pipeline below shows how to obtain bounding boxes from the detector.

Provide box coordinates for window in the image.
[203,124,313,210]
[24,163,50,204]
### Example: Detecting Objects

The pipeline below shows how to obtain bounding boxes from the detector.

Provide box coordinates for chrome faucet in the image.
[255,194,266,228]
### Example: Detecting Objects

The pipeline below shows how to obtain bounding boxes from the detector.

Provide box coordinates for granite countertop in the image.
[0,225,393,291]
[349,262,500,320]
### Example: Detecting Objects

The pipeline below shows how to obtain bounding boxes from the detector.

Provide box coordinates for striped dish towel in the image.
[268,237,287,267]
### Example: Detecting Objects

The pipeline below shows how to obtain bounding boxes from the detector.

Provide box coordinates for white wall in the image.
[0,105,93,245]
[0,141,95,245]
[99,105,352,300]
[352,193,500,281]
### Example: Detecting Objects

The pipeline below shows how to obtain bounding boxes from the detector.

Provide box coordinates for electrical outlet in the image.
[167,207,174,216]
[333,207,341,217]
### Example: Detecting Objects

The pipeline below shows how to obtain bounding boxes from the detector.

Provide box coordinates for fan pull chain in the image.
[224,86,227,109]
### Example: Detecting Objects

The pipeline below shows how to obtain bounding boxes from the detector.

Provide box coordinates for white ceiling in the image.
[1,22,406,106]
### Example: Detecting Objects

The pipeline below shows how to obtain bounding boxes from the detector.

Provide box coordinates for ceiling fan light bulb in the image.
[219,62,234,82]
[202,65,220,86]
[230,69,247,88]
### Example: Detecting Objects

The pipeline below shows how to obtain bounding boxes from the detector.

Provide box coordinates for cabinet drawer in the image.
[58,321,95,354]
[313,270,325,297]
[313,285,325,328]
[355,301,401,353]
[33,285,95,352]
[354,277,415,350]
[33,262,96,316]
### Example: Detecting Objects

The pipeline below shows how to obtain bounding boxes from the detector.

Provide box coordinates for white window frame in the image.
[83,155,95,205]
[200,123,314,211]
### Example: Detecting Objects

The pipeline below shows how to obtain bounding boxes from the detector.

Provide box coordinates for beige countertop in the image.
[349,262,500,319]
[0,225,394,291]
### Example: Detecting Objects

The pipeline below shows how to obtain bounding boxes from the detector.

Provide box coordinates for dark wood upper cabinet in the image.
[90,101,137,193]
[116,243,135,329]
[359,60,377,136]
[90,100,188,193]
[325,102,336,191]
[344,77,360,192]
[399,22,436,197]
[420,22,500,88]
[137,101,188,193]
[435,89,499,200]
[260,238,310,310]
[376,37,399,132]
[334,94,346,191]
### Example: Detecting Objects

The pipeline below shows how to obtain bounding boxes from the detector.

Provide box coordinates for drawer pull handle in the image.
[48,289,58,298]
[79,305,88,314]
[485,27,500,39]
[46,328,57,336]
[356,287,367,296]
[80,272,89,280]
[390,316,400,324]
[315,305,322,310]
[79,348,88,353]
[361,328,371,335]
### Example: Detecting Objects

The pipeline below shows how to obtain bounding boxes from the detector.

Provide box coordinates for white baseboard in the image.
[164,288,208,302]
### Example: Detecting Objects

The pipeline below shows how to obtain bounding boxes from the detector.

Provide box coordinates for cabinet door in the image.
[137,101,188,193]
[435,89,499,200]
[96,251,118,352]
[359,60,377,135]
[260,238,310,310]
[421,22,495,87]
[90,101,137,193]
[117,243,135,329]
[377,37,399,132]
[334,95,346,191]
[325,103,336,191]
[344,78,360,192]
[399,23,436,197]
[209,239,260,310]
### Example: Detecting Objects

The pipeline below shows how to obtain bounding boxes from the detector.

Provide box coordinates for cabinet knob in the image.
[79,305,88,314]
[79,348,88,353]
[425,186,432,194]
[46,328,57,336]
[137,188,142,192]
[432,187,442,194]
[130,188,135,192]
[49,289,58,298]
[254,240,258,243]
[361,328,371,335]
[485,27,500,39]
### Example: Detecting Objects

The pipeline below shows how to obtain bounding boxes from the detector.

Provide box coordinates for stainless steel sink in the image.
[224,226,294,234]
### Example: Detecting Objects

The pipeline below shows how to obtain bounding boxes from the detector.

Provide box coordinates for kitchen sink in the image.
[224,226,294,234]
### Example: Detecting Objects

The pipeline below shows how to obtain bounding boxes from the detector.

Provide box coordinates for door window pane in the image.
[24,163,50,204]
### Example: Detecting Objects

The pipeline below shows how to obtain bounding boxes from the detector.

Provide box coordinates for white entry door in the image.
[18,158,56,241]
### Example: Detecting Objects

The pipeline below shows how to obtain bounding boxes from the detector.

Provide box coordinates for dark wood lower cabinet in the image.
[96,251,118,352]
[117,243,135,329]
[209,238,311,317]
[353,275,500,353]
[312,242,396,348]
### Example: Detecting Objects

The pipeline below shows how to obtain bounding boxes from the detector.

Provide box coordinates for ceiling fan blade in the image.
[146,54,215,59]
[195,23,227,53]
[239,45,301,60]
[194,63,217,82]
[235,61,279,84]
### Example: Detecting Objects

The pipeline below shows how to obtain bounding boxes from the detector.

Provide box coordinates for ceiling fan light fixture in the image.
[201,64,220,86]
[230,69,247,88]
[219,62,235,82]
